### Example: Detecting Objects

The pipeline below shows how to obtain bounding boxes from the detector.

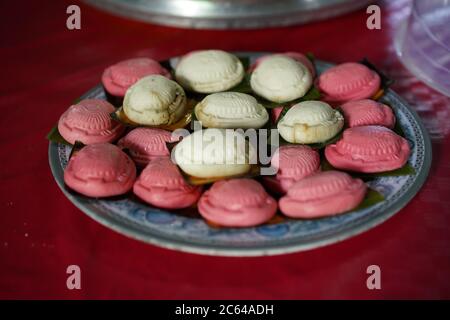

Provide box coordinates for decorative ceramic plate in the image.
[49,53,432,256]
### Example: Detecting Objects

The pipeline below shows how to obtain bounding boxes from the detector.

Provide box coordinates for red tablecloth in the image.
[1,0,449,299]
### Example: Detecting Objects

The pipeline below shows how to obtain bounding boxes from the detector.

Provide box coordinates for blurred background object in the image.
[395,0,450,97]
[84,0,374,29]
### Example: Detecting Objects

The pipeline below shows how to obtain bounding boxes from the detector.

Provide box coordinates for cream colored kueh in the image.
[123,75,187,126]
[250,54,312,103]
[195,92,269,129]
[175,50,245,93]
[173,128,256,178]
[277,101,344,144]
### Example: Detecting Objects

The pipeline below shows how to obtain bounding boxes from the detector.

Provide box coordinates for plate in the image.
[49,53,432,256]
[84,0,373,29]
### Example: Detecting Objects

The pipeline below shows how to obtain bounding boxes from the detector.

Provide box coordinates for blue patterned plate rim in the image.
[48,54,432,256]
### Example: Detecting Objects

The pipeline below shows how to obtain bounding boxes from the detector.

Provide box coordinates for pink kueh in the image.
[118,128,177,167]
[102,58,171,97]
[271,107,284,123]
[325,125,411,173]
[198,179,277,227]
[64,143,136,197]
[133,157,202,209]
[263,145,320,194]
[340,99,396,128]
[279,171,367,218]
[316,62,380,102]
[58,99,125,145]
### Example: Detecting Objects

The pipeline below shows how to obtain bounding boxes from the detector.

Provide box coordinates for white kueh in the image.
[195,92,269,129]
[123,75,187,126]
[173,128,256,178]
[250,55,312,103]
[277,101,344,144]
[175,50,245,93]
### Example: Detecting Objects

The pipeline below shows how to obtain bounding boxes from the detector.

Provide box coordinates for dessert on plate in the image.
[279,170,367,218]
[175,50,245,93]
[64,143,136,197]
[251,51,316,77]
[123,75,187,126]
[194,92,269,129]
[58,99,125,145]
[250,54,313,103]
[133,157,202,209]
[117,128,177,167]
[263,145,321,194]
[102,57,171,105]
[198,178,277,227]
[316,62,381,102]
[340,99,396,128]
[325,125,411,172]
[173,128,256,179]
[277,100,344,144]
[49,50,417,232]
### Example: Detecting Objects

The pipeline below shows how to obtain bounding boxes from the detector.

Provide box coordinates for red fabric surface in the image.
[1,0,449,299]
